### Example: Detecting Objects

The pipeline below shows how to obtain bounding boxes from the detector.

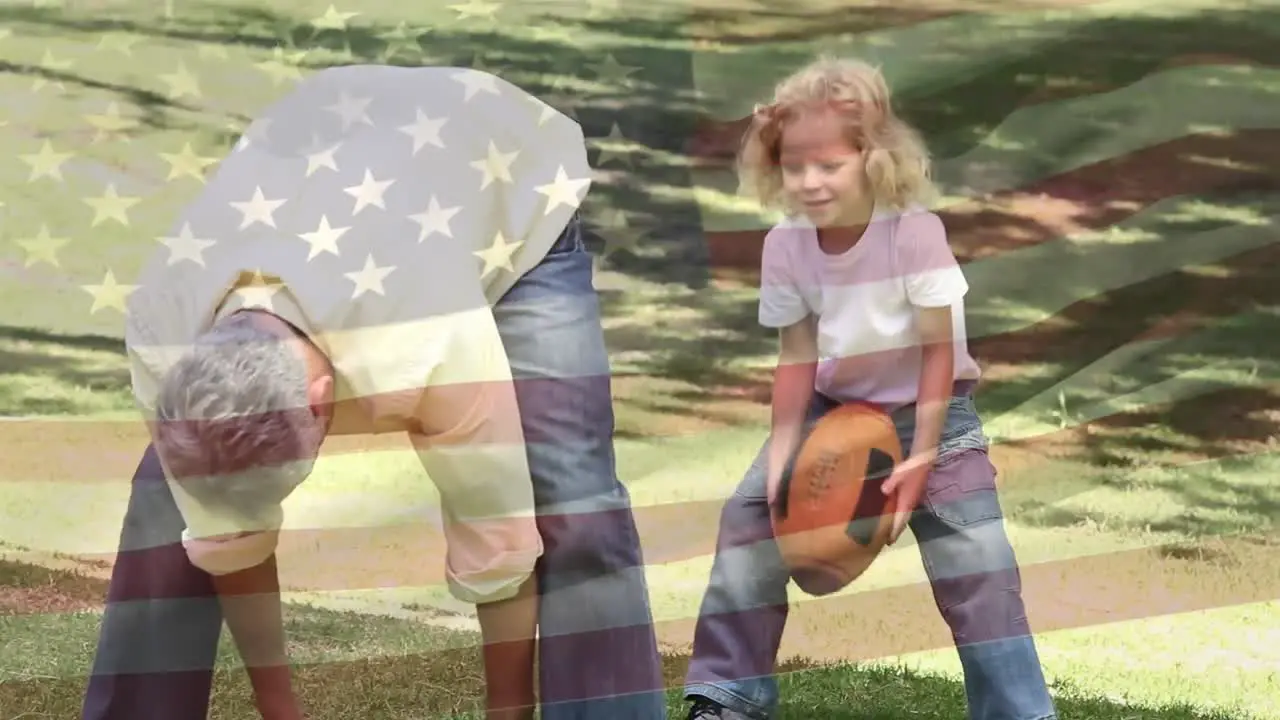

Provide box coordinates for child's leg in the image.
[909,448,1058,720]
[683,392,841,719]
[683,444,793,720]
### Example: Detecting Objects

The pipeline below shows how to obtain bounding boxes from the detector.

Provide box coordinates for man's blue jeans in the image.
[683,390,1058,720]
[81,214,667,719]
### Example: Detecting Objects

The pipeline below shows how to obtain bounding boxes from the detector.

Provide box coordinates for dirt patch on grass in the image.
[0,557,108,616]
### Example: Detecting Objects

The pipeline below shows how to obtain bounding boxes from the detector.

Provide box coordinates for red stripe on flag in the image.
[703,127,1280,280]
[5,382,1276,606]
[4,253,1276,486]
[4,529,1274,674]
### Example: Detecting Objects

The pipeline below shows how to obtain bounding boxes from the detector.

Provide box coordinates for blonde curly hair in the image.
[738,55,937,213]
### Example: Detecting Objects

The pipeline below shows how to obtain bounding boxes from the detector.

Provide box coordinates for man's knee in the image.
[538,502,642,577]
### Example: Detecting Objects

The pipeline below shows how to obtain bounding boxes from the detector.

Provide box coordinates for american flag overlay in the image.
[0,0,1277,715]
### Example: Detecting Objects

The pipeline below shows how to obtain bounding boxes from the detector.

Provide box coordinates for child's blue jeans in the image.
[683,389,1059,720]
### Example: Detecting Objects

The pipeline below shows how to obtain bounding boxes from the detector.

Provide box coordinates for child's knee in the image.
[716,492,775,550]
[933,569,1032,644]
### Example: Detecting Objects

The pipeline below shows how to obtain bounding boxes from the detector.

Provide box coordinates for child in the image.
[681,56,1059,720]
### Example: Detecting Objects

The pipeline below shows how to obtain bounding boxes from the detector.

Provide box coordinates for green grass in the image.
[2,0,1280,718]
[3,426,1278,718]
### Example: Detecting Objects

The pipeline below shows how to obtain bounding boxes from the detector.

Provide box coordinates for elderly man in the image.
[81,64,666,720]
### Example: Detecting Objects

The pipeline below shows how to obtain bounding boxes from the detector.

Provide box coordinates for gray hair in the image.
[153,312,318,519]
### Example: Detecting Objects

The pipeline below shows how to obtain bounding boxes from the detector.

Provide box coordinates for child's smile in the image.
[777,108,873,228]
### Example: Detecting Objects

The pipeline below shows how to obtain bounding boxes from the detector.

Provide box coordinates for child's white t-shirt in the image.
[757,204,983,409]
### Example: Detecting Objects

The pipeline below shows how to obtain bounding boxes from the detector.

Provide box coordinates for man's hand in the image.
[881,454,933,544]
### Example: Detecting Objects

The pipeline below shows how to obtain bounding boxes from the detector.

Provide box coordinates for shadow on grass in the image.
[0,325,130,415]
[1011,442,1280,541]
[1,0,1279,455]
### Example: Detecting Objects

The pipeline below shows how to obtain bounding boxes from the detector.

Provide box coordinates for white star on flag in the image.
[379,22,423,59]
[85,184,141,227]
[33,50,71,92]
[20,141,72,182]
[257,47,307,85]
[85,101,138,142]
[474,231,522,278]
[535,166,591,215]
[83,270,138,315]
[344,170,395,215]
[231,270,284,311]
[312,5,359,31]
[160,222,217,266]
[345,254,396,298]
[452,69,500,101]
[160,143,219,181]
[471,141,519,189]
[305,138,342,177]
[17,225,68,268]
[160,62,201,100]
[409,196,461,242]
[299,215,350,260]
[399,109,447,155]
[593,123,636,167]
[124,65,596,408]
[589,54,641,85]
[326,92,374,130]
[230,187,287,229]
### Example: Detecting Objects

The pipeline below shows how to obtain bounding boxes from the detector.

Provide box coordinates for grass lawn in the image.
[2,0,1279,718]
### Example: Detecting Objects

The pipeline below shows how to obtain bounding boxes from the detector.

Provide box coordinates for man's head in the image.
[152,310,335,519]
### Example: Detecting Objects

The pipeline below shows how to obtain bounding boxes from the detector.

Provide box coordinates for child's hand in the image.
[881,455,933,544]
[766,465,785,507]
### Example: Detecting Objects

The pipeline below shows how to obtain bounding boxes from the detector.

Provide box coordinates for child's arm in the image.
[883,305,956,544]
[910,306,956,465]
[882,210,969,542]
[766,315,820,502]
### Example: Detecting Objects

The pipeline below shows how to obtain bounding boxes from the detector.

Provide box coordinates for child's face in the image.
[777,109,871,227]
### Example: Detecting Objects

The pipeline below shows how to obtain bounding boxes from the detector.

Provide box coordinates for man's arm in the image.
[411,308,543,720]
[209,553,304,720]
[172,511,300,719]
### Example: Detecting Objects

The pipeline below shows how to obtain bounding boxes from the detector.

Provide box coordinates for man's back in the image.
[125,65,592,421]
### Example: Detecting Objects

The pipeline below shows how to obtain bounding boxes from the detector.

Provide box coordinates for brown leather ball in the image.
[771,402,903,597]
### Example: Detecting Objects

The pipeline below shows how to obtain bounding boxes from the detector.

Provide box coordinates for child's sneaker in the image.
[687,696,747,719]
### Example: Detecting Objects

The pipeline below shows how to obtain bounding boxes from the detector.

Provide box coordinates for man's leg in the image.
[492,214,666,719]
[82,444,225,720]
